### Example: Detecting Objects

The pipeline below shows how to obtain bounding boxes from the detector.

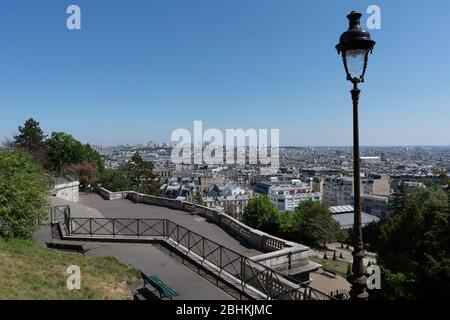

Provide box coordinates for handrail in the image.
[58,210,332,300]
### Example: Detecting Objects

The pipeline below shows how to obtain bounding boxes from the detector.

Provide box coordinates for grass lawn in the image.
[334,245,352,253]
[0,237,140,300]
[334,245,378,259]
[310,256,351,278]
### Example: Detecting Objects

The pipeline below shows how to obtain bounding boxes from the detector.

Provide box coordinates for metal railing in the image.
[55,210,332,300]
[163,220,332,300]
[59,225,328,300]
[52,205,71,235]
[69,218,165,238]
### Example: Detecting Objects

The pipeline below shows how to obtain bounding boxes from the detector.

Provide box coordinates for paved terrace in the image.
[34,226,233,300]
[38,194,243,300]
[47,193,332,300]
[47,194,262,300]
[76,193,262,257]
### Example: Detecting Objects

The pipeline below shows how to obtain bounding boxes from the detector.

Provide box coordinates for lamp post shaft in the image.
[349,82,368,300]
[336,10,375,300]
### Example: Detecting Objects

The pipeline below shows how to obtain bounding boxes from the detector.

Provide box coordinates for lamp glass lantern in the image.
[336,11,376,83]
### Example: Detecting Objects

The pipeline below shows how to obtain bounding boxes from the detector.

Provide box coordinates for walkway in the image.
[34,226,233,300]
[46,194,262,299]
[44,194,339,300]
[77,193,262,257]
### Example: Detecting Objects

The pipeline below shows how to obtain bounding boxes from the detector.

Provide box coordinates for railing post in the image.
[188,230,191,251]
[163,219,166,237]
[202,237,205,260]
[137,219,140,238]
[288,251,292,269]
[112,219,115,236]
[242,257,246,286]
[89,218,92,236]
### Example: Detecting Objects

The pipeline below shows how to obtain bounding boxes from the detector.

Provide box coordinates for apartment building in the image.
[361,174,391,196]
[268,184,322,212]
[322,176,354,206]
[323,175,391,206]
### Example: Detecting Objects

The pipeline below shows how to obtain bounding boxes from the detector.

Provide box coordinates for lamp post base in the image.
[347,273,369,300]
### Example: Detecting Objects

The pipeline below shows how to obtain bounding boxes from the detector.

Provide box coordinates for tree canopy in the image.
[45,132,104,178]
[127,152,158,194]
[293,200,345,248]
[12,118,48,165]
[376,186,450,299]
[242,196,344,248]
[97,168,133,192]
[242,195,280,233]
[97,152,160,195]
[13,118,46,153]
[0,151,49,238]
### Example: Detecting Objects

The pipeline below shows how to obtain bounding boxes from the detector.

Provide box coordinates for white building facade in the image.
[268,184,322,212]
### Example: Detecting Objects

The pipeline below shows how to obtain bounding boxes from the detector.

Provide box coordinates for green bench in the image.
[139,270,179,300]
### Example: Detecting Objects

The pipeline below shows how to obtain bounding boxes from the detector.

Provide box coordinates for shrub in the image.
[0,151,49,238]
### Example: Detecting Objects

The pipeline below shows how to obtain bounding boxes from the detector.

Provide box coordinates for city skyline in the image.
[1,0,449,304]
[1,0,450,146]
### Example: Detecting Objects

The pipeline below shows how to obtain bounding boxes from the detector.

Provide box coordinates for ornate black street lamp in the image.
[336,11,375,300]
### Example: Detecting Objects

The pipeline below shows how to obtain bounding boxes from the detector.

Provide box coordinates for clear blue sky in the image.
[1,0,449,146]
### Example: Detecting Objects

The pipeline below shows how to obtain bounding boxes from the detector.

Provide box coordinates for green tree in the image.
[0,151,49,238]
[127,151,160,195]
[13,118,46,153]
[45,132,104,176]
[346,220,381,251]
[278,212,296,236]
[293,200,344,248]
[242,195,280,232]
[12,118,48,165]
[97,168,133,192]
[388,181,408,215]
[97,152,159,195]
[377,186,450,299]
[82,143,105,175]
[46,132,82,174]
[439,171,450,211]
